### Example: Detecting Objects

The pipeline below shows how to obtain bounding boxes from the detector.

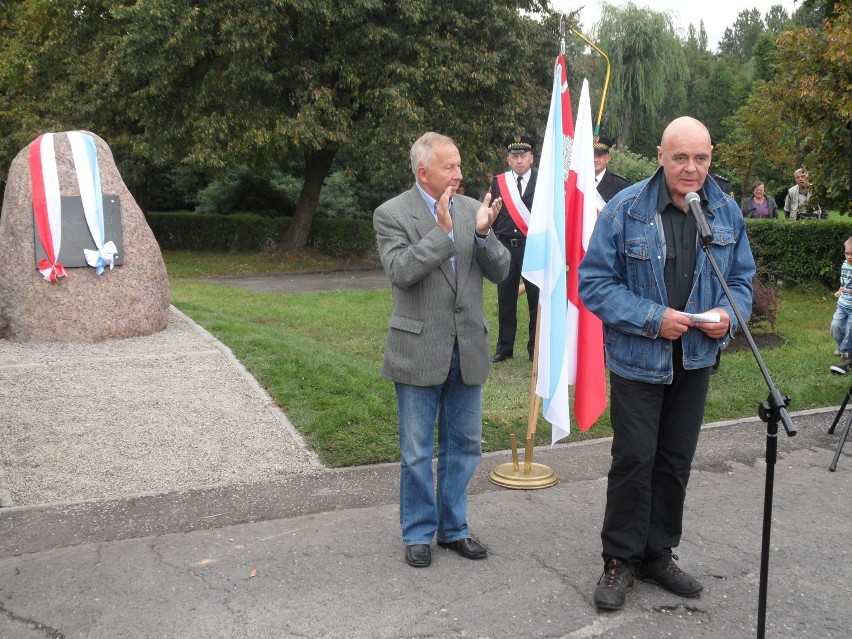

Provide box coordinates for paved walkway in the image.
[200,267,389,293]
[1,271,851,638]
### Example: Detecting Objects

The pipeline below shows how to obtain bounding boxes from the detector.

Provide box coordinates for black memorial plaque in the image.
[33,196,124,268]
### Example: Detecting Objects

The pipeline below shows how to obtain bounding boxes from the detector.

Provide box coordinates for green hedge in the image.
[146,211,377,257]
[746,219,852,288]
[146,212,852,287]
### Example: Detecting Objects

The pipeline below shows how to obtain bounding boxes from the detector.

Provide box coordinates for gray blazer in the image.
[374,186,510,386]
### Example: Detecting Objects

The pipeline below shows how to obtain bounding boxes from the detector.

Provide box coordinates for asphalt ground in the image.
[1,269,851,638]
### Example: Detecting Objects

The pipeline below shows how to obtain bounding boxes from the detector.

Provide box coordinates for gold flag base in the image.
[489,306,557,490]
[488,432,558,490]
[489,461,558,489]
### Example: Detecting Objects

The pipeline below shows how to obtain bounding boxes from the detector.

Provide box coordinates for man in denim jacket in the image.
[579,117,755,611]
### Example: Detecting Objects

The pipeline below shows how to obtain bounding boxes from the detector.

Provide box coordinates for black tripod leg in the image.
[829,407,852,471]
[828,385,852,434]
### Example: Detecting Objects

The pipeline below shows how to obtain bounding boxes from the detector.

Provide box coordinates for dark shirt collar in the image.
[657,179,707,213]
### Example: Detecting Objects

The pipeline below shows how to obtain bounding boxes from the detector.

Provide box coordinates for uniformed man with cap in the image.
[593,135,630,204]
[708,138,734,197]
[489,133,539,363]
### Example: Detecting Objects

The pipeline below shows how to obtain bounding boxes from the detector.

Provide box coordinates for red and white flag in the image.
[565,78,607,433]
[522,56,572,442]
[522,57,606,444]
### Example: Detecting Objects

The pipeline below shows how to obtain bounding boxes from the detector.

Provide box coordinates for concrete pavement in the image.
[1,410,851,638]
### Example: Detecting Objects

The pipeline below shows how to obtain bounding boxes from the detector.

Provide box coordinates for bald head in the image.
[657,117,713,209]
[660,117,711,149]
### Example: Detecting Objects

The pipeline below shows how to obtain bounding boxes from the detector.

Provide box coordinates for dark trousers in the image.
[601,345,712,571]
[495,242,539,358]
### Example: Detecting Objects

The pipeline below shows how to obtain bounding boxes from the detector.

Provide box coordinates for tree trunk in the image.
[618,101,632,148]
[276,148,337,252]
[134,173,149,215]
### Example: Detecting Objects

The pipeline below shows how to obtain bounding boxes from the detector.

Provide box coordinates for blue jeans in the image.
[830,305,852,355]
[395,346,483,546]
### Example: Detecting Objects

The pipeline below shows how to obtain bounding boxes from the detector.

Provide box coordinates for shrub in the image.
[609,146,659,184]
[750,268,780,331]
[745,219,852,287]
[146,211,376,257]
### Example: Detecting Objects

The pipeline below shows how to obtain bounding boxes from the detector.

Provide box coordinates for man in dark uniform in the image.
[710,173,734,197]
[708,138,734,198]
[594,135,630,204]
[490,134,539,363]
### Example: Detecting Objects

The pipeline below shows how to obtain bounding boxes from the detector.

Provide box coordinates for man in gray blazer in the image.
[374,132,510,568]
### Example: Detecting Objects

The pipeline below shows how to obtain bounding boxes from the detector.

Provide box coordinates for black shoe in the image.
[492,353,512,363]
[831,356,852,374]
[637,554,703,597]
[594,558,634,610]
[405,544,431,567]
[437,537,487,560]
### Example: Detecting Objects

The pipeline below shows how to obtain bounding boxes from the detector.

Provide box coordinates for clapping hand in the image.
[476,193,502,236]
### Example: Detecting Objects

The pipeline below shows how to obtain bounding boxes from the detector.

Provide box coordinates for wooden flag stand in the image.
[489,307,558,489]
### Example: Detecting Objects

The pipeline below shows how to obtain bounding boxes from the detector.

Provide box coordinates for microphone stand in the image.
[695,226,796,639]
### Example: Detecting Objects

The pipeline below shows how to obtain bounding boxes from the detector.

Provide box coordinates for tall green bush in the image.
[746,219,852,287]
[146,212,376,257]
[609,146,659,184]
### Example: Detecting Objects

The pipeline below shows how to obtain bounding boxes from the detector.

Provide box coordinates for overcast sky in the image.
[554,0,801,52]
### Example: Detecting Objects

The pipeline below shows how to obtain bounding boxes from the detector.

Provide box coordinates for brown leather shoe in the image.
[404,544,431,567]
[438,537,487,560]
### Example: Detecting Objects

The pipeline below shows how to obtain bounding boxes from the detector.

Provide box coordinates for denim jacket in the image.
[578,168,755,384]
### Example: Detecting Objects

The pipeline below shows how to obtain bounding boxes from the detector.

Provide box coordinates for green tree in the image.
[116,0,558,251]
[0,0,556,251]
[0,1,153,201]
[720,2,851,212]
[771,2,851,211]
[718,8,765,63]
[793,0,828,28]
[752,32,778,82]
[685,21,710,53]
[592,2,687,155]
[765,4,792,34]
[683,19,749,150]
[717,82,796,202]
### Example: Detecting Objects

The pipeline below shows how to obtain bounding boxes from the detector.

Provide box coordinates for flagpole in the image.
[524,306,543,473]
[490,48,574,491]
[489,307,558,489]
[571,29,610,138]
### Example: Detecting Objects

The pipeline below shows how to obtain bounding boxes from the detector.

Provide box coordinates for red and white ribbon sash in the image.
[29,131,115,280]
[29,133,67,282]
[496,171,530,236]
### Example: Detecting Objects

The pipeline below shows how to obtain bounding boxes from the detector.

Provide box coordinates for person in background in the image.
[594,135,630,204]
[373,132,510,569]
[707,137,734,198]
[784,168,813,219]
[490,133,539,363]
[830,237,852,375]
[740,180,779,219]
[579,116,755,611]
[480,172,494,202]
[710,173,734,197]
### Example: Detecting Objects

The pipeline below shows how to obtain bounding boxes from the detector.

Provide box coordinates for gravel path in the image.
[0,306,323,508]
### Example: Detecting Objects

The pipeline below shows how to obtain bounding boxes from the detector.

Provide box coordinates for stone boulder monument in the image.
[0,131,170,342]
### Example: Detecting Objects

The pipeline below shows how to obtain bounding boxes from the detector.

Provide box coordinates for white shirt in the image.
[514,169,532,196]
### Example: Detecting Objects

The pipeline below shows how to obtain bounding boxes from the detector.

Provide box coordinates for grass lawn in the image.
[165,250,849,468]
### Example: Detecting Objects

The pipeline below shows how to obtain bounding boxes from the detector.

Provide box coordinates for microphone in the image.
[685,191,713,242]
